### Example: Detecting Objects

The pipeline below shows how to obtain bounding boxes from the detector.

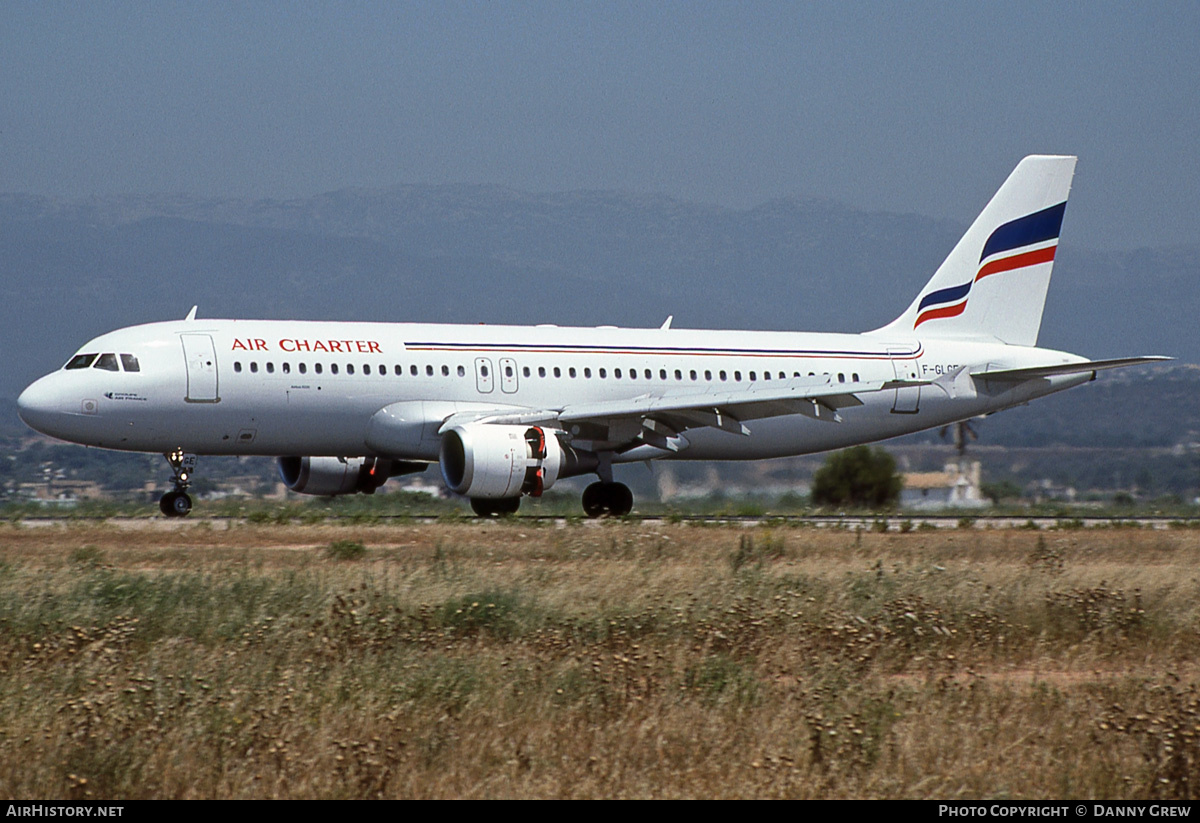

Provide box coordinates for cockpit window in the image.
[93,353,120,372]
[65,354,98,370]
[120,354,140,372]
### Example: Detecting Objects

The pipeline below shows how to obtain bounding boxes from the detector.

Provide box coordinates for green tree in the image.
[811,445,902,509]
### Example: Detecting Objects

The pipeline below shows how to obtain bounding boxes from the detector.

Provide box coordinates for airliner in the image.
[16,155,1167,517]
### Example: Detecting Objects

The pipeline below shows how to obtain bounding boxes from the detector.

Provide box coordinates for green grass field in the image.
[1,518,1198,798]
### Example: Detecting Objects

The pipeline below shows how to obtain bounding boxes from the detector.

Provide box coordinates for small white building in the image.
[901,460,985,509]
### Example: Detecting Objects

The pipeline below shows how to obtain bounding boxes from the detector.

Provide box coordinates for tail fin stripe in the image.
[916,233,1060,328]
[975,245,1057,282]
[979,201,1067,262]
[917,281,972,313]
[914,301,967,328]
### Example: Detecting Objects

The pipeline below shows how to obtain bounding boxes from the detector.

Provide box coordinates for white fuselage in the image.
[16,318,1092,464]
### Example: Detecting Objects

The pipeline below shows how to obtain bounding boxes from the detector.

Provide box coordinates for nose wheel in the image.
[159,490,193,517]
[159,449,197,518]
[581,481,633,518]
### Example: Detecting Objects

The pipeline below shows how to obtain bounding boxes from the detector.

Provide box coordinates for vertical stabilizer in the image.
[873,155,1076,346]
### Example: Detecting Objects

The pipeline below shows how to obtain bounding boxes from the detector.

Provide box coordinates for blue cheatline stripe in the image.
[979,201,1067,262]
[404,341,923,359]
[917,281,972,312]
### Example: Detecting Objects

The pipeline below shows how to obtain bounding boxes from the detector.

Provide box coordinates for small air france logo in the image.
[914,202,1066,329]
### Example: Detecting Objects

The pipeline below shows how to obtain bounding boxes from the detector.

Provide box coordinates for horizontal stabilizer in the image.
[972,356,1172,381]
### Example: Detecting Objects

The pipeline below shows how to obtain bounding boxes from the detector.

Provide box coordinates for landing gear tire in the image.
[471,497,521,517]
[160,450,197,516]
[159,490,193,518]
[582,481,634,518]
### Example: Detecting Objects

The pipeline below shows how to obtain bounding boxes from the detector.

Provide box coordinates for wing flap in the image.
[434,375,927,452]
[557,378,888,424]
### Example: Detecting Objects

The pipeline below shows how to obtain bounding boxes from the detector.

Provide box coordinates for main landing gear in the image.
[159,449,196,518]
[467,481,634,518]
[582,481,634,518]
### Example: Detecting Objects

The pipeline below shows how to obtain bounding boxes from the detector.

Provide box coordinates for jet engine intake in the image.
[440,424,594,499]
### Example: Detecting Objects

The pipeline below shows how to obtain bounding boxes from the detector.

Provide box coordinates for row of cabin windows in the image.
[233,361,468,377]
[232,360,862,384]
[520,365,861,383]
[64,353,141,372]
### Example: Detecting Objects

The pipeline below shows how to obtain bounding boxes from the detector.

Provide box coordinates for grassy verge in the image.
[1,521,1198,798]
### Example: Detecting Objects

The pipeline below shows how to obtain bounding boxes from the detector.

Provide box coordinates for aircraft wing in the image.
[972,356,1172,381]
[438,376,924,453]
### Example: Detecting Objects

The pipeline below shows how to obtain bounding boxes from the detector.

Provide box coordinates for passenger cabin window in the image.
[94,353,120,372]
[299,363,307,374]
[65,354,98,370]
[234,362,242,373]
[250,362,259,374]
[120,354,140,372]
[266,362,275,374]
[330,364,338,375]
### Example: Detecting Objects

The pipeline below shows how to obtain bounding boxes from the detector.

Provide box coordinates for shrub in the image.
[326,539,367,560]
[811,446,902,508]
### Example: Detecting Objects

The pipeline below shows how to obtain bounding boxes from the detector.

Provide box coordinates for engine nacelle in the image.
[440,425,570,499]
[278,456,425,496]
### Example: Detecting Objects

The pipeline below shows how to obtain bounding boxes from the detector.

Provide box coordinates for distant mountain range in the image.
[2,186,1192,400]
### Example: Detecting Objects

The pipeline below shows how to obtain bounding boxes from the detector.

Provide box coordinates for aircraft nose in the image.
[17,375,66,435]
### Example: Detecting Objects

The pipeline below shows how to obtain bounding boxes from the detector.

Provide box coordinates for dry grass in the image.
[2,519,1200,798]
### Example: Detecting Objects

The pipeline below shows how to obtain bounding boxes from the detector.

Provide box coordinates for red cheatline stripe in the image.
[914,301,967,328]
[975,245,1056,282]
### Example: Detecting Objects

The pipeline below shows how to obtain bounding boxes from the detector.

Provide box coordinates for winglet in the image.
[660,315,673,330]
[184,306,198,321]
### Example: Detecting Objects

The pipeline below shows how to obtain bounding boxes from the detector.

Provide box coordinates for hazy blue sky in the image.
[3,2,1197,249]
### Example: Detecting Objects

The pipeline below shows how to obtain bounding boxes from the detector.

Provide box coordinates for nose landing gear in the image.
[159,449,196,517]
